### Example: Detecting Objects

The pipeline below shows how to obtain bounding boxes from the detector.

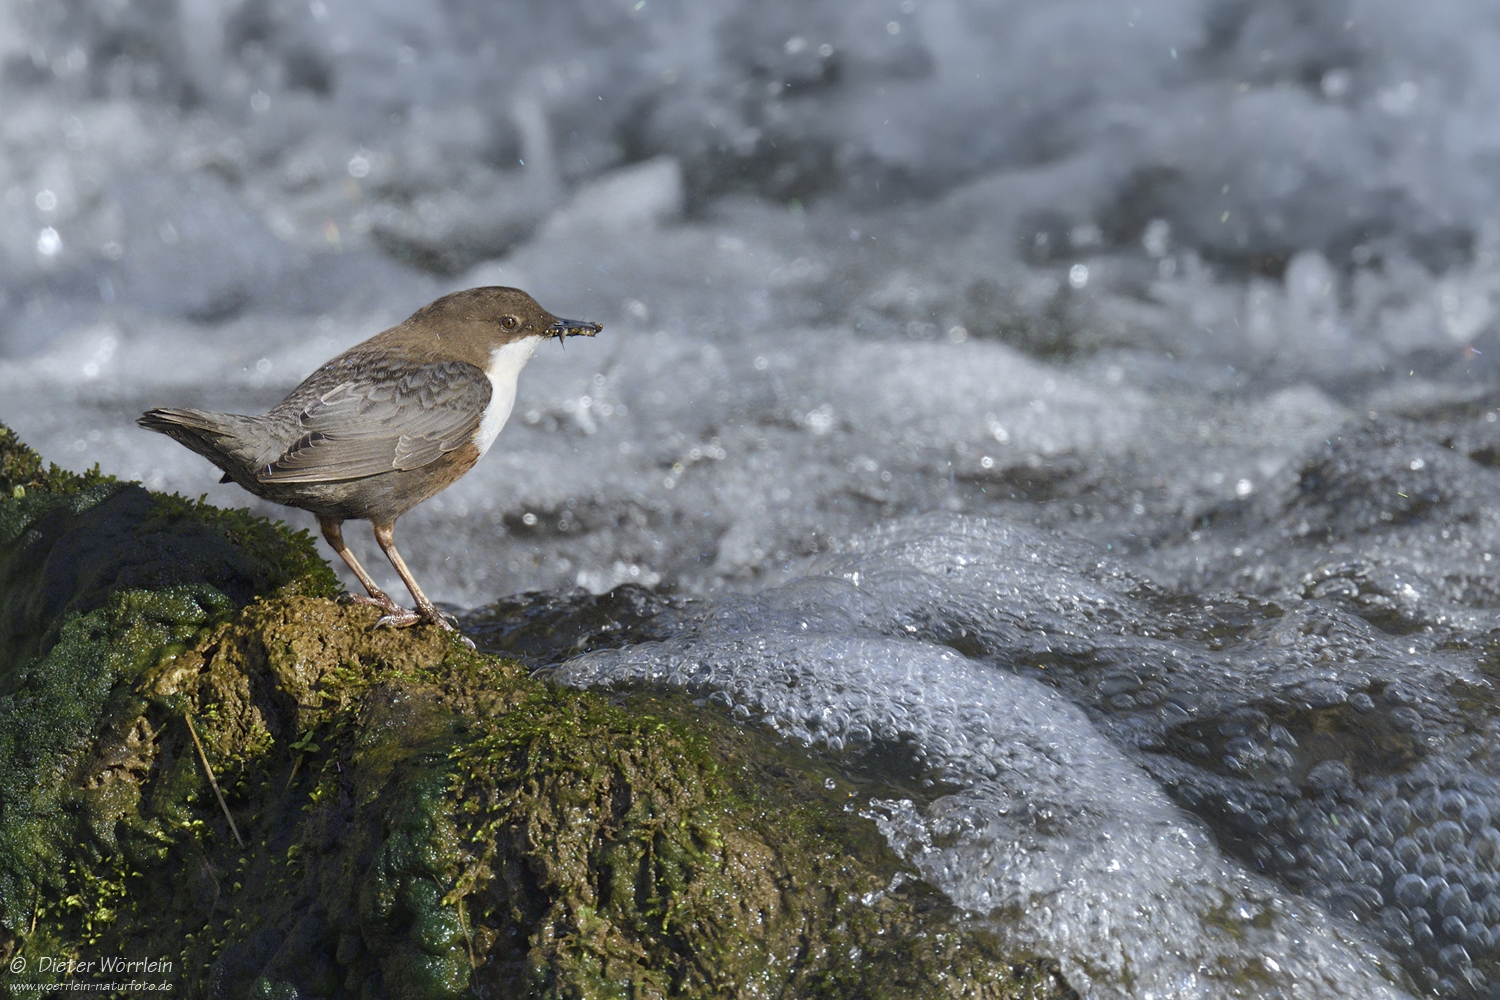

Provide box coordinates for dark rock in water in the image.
[459,583,683,669]
[0,425,1074,1000]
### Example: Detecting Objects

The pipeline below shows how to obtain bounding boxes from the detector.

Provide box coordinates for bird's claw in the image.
[372,607,475,648]
[422,610,477,649]
[373,609,425,629]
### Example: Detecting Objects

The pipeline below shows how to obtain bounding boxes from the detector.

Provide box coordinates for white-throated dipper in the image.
[139,286,600,634]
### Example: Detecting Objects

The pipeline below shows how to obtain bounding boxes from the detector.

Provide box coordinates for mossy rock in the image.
[0,424,338,675]
[0,426,1073,998]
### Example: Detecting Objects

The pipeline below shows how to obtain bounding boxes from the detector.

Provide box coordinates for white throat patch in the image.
[474,335,542,456]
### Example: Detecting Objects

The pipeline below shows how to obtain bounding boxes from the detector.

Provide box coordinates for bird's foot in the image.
[344,592,410,617]
[373,605,477,650]
[373,608,425,629]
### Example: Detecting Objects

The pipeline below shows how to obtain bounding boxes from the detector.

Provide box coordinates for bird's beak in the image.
[548,317,601,340]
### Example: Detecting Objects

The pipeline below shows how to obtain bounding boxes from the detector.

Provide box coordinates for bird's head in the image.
[399,286,601,365]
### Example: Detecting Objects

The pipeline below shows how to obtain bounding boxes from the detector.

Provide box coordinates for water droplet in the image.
[1068,263,1089,289]
[36,227,62,256]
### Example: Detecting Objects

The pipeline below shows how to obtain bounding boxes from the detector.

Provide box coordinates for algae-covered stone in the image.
[0,425,1073,999]
[0,424,338,674]
[0,426,338,952]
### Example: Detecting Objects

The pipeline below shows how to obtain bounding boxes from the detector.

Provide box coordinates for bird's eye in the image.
[500,315,520,330]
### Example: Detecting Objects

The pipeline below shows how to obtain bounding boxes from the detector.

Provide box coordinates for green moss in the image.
[0,425,115,497]
[0,585,230,935]
[0,425,338,965]
[141,493,339,602]
[0,428,337,676]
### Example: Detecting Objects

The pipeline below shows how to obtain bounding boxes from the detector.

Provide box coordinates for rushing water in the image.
[7,0,1500,995]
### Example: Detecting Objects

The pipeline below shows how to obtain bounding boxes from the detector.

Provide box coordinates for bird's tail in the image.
[138,407,269,479]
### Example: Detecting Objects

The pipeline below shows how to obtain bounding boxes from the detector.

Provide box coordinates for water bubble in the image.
[256,358,272,374]
[348,153,371,179]
[818,43,834,57]
[36,227,61,256]
[1321,68,1353,100]
[1068,263,1089,289]
[1235,478,1254,497]
[785,36,806,54]
[250,90,271,113]
[886,21,901,35]
[1438,882,1471,917]
[34,189,57,212]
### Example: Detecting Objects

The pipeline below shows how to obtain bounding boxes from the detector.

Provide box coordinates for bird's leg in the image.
[371,520,458,634]
[317,515,408,618]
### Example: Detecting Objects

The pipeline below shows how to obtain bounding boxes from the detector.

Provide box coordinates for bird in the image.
[139,286,600,635]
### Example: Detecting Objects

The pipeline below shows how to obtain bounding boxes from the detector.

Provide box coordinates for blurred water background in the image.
[7,1,1500,995]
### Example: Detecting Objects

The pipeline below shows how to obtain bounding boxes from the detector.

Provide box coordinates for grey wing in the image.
[257,360,492,484]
